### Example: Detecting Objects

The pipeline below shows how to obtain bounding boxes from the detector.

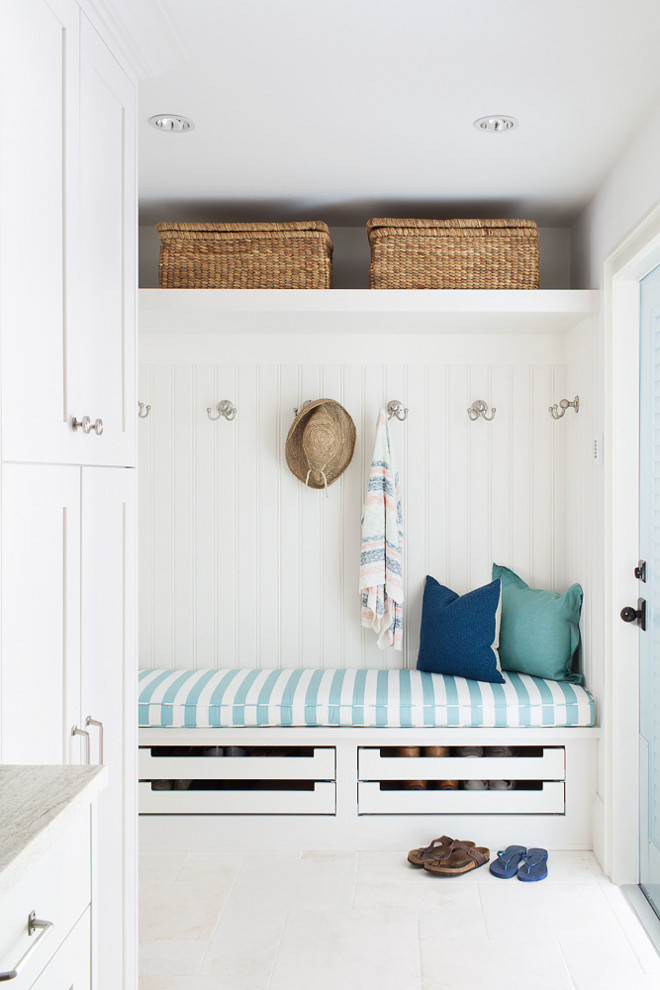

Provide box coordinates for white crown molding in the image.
[78,0,186,80]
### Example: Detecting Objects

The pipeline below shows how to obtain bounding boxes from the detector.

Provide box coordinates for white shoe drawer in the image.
[139,745,336,781]
[0,808,91,989]
[358,746,565,782]
[358,781,565,815]
[139,780,336,815]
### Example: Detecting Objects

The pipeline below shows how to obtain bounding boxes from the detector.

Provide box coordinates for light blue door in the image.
[639,264,660,916]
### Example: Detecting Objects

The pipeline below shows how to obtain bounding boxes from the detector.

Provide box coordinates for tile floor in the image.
[139,847,660,990]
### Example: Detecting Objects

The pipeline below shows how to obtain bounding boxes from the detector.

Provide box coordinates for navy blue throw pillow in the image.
[416,576,505,683]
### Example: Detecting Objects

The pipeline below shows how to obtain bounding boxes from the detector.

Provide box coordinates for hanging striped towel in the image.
[359,409,404,650]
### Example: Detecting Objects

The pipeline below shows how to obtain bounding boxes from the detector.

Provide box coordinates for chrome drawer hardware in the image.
[72,416,103,435]
[549,395,579,419]
[0,912,54,982]
[468,400,496,422]
[71,724,91,764]
[207,400,237,422]
[85,716,104,763]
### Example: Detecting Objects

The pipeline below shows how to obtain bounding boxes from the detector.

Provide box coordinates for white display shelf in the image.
[140,288,599,336]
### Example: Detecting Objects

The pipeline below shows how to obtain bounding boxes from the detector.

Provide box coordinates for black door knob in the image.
[620,599,646,630]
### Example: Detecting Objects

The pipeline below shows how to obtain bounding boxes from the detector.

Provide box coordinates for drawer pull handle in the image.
[71,724,91,764]
[85,716,104,763]
[0,912,53,981]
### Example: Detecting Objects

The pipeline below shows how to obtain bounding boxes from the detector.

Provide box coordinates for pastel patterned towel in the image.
[359,409,404,649]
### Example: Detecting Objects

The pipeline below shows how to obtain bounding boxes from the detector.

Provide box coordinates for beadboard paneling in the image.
[138,340,594,672]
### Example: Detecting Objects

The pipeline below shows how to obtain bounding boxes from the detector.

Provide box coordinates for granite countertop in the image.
[0,765,108,899]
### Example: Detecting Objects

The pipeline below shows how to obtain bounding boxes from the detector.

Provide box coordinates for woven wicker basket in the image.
[367,218,539,290]
[156,221,333,289]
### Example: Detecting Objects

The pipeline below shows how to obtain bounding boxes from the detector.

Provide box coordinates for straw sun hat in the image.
[285,399,356,491]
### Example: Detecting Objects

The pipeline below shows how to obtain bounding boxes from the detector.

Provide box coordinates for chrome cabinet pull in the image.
[72,416,103,435]
[0,912,53,981]
[85,716,104,763]
[71,725,91,764]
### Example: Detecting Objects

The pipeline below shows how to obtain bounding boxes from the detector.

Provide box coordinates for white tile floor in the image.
[139,847,660,990]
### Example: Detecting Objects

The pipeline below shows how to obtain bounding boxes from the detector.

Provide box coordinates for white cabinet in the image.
[0,464,81,765]
[74,15,137,468]
[0,465,136,989]
[0,1,136,468]
[31,909,91,990]
[80,468,137,990]
[0,0,137,985]
[0,768,103,990]
[0,0,79,467]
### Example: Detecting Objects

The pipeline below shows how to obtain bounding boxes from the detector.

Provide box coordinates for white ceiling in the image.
[136,0,660,228]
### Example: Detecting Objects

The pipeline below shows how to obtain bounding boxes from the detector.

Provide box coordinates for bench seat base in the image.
[139,725,599,852]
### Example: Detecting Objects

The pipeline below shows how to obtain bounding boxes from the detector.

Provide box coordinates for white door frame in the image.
[603,201,660,883]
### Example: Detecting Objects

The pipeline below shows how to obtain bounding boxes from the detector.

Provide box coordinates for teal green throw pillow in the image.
[492,564,583,682]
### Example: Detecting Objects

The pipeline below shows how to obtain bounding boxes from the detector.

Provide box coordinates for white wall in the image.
[137,299,597,681]
[572,102,660,288]
[571,99,660,876]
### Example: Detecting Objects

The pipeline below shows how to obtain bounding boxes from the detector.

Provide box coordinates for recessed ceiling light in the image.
[474,115,518,133]
[149,114,195,133]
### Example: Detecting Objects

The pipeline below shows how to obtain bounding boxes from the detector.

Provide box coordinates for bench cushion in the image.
[138,668,595,729]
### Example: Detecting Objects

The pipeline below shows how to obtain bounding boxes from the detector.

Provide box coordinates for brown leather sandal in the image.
[422,839,490,876]
[407,835,475,867]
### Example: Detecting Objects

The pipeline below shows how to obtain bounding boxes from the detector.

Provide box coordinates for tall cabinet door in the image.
[80,467,137,990]
[73,16,137,469]
[0,4,136,468]
[0,0,80,464]
[0,464,81,764]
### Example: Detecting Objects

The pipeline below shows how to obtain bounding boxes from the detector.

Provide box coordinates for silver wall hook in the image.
[387,400,408,421]
[207,400,237,422]
[293,399,313,417]
[138,401,151,418]
[549,395,579,420]
[468,400,496,422]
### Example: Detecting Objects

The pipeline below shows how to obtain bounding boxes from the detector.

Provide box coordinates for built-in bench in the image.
[138,668,598,851]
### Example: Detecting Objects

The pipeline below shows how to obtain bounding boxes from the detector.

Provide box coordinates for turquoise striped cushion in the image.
[138,668,595,729]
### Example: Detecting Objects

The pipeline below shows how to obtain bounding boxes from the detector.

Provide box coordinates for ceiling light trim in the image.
[474,115,518,133]
[149,114,195,133]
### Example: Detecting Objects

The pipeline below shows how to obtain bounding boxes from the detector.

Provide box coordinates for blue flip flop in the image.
[489,845,527,878]
[517,847,548,881]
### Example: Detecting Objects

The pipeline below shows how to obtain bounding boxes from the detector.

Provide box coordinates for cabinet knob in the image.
[72,415,92,433]
[93,418,104,436]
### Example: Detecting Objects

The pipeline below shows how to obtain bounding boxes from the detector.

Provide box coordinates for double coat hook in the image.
[468,400,496,422]
[207,400,237,422]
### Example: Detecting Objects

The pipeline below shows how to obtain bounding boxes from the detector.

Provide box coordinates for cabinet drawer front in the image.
[139,780,336,815]
[30,906,90,990]
[0,810,90,988]
[139,746,336,781]
[358,746,565,782]
[358,781,565,815]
